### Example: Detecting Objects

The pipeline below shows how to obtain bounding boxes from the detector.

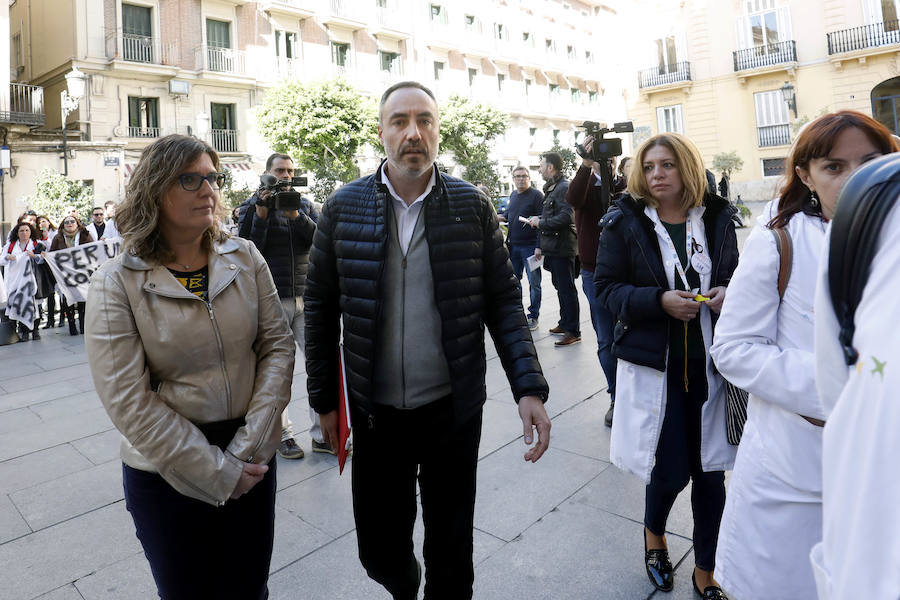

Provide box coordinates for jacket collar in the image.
[374,159,445,206]
[123,237,242,303]
[542,173,563,195]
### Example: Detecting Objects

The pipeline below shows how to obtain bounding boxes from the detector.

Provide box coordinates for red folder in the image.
[337,344,352,474]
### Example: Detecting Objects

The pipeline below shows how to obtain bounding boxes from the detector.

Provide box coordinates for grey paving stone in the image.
[473,498,693,600]
[0,407,113,462]
[568,461,696,541]
[550,393,613,462]
[73,551,154,600]
[70,429,122,466]
[0,359,44,380]
[272,430,345,492]
[28,391,102,422]
[276,465,355,539]
[478,398,529,459]
[32,350,89,372]
[0,501,140,600]
[10,460,123,531]
[268,532,390,600]
[271,506,335,572]
[2,363,90,394]
[473,443,608,542]
[0,444,93,495]
[33,585,85,600]
[0,493,30,545]
[0,407,41,435]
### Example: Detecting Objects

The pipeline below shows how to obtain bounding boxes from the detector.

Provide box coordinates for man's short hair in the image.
[104,201,116,208]
[541,152,563,173]
[512,166,529,176]
[379,81,437,123]
[265,153,293,171]
[92,206,104,213]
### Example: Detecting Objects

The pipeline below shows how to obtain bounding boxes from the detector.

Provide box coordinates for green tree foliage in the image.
[439,95,508,196]
[255,78,378,203]
[21,168,94,222]
[549,140,578,179]
[712,151,744,178]
[220,169,253,210]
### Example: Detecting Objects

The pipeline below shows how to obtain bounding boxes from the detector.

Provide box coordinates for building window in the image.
[754,90,790,146]
[762,157,786,177]
[588,90,598,104]
[497,73,505,92]
[585,50,594,63]
[495,23,507,40]
[376,0,387,7]
[331,42,350,67]
[123,4,153,62]
[468,68,477,87]
[571,88,581,103]
[430,4,447,24]
[549,83,560,98]
[657,104,684,134]
[738,2,791,50]
[206,19,230,49]
[567,45,576,59]
[275,31,298,58]
[210,103,237,152]
[127,97,159,137]
[655,35,678,72]
[523,31,534,47]
[545,38,556,53]
[379,51,401,75]
[529,127,536,138]
[11,33,22,71]
[552,129,560,143]
[433,61,444,80]
[464,14,479,32]
[525,78,532,96]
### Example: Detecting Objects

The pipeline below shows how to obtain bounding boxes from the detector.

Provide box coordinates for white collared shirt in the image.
[381,165,437,254]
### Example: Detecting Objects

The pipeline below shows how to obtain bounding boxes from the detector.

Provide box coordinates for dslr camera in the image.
[575,121,634,163]
[256,174,309,212]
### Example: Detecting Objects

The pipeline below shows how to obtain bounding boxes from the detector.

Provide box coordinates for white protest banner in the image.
[4,254,38,328]
[44,239,122,304]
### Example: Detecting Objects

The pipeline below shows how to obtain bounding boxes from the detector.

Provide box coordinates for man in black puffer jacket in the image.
[239,152,320,460]
[305,82,550,600]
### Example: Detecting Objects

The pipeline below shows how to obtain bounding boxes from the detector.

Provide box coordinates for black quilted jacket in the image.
[304,162,549,426]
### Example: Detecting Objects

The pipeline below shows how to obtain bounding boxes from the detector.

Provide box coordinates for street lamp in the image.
[60,67,86,177]
[781,80,798,119]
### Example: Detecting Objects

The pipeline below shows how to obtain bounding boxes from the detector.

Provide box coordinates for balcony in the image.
[259,0,316,19]
[757,124,790,147]
[105,30,176,67]
[276,57,304,80]
[638,62,692,90]
[196,46,247,75]
[371,3,412,40]
[0,84,45,126]
[128,126,160,138]
[733,40,797,73]
[828,20,900,55]
[320,0,366,31]
[211,129,238,153]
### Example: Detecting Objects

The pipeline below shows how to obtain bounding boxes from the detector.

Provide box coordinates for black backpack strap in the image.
[828,153,900,365]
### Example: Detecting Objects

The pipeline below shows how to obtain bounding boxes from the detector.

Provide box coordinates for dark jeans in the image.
[352,398,483,600]
[545,255,580,336]
[644,357,725,571]
[508,244,541,320]
[122,418,276,600]
[580,268,616,400]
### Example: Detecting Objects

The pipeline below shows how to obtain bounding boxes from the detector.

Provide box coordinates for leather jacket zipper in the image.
[172,468,223,506]
[205,300,233,417]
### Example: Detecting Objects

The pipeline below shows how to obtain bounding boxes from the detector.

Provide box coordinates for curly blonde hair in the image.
[628,133,708,212]
[117,135,228,263]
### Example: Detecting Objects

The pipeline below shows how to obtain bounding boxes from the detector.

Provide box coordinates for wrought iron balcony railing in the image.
[828,20,900,54]
[758,124,791,147]
[733,40,797,71]
[638,62,691,89]
[197,46,247,74]
[127,126,160,138]
[211,129,238,153]
[0,84,45,126]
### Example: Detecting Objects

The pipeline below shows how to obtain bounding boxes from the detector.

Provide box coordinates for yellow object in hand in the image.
[693,294,710,302]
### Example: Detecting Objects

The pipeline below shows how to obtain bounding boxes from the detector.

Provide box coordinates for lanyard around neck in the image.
[657,217,694,292]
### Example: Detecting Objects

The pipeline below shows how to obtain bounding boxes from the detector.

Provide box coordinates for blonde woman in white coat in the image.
[710,111,897,599]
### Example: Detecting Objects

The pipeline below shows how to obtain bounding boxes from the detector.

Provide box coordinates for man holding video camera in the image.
[238,152,327,459]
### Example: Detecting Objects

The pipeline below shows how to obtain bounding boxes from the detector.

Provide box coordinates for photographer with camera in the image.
[238,153,325,459]
[569,133,627,426]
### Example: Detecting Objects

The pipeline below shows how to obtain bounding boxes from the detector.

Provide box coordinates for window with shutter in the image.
[656,105,684,134]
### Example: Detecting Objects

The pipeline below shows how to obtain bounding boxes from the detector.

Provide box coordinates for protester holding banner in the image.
[35,216,58,328]
[48,216,93,335]
[1,222,46,340]
[84,134,294,600]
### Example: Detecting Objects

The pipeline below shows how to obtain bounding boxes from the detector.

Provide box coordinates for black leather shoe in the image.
[644,532,674,592]
[604,400,615,427]
[692,572,729,599]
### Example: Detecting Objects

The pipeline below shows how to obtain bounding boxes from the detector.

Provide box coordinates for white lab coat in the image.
[810,202,900,600]
[610,205,735,482]
[710,204,826,599]
[86,219,118,241]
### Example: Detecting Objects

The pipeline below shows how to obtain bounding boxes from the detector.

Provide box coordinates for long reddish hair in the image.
[770,110,899,229]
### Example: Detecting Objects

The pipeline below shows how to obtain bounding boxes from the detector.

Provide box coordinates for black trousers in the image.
[644,357,726,571]
[352,398,483,600]
[122,419,276,600]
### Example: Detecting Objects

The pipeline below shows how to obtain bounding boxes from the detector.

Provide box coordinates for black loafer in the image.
[692,572,729,599]
[644,533,674,592]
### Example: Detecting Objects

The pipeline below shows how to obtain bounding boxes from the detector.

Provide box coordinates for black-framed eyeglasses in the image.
[177,172,225,192]
[62,219,76,225]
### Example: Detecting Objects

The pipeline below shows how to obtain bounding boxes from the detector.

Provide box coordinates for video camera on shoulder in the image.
[575,121,634,163]
[257,174,309,211]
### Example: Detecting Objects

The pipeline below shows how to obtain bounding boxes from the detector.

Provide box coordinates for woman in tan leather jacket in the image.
[85,134,295,600]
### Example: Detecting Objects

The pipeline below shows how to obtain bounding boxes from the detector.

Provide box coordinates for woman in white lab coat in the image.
[710,111,897,599]
[595,133,738,598]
